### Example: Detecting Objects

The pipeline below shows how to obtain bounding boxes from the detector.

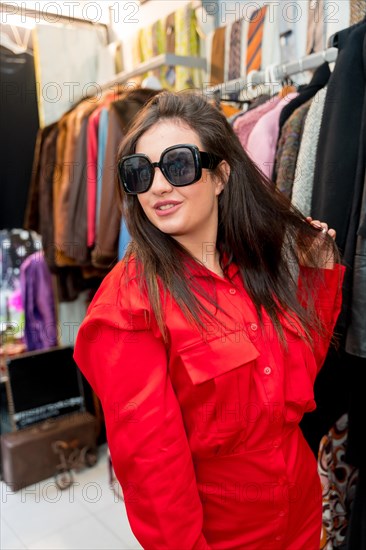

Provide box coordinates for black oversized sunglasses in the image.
[118,144,222,195]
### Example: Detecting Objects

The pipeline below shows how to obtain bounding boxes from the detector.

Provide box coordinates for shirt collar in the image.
[185,252,240,282]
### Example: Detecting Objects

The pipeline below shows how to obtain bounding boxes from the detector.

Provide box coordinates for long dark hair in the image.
[117,90,340,346]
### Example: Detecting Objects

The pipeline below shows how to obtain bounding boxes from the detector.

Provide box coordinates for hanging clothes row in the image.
[228,19,366,361]
[205,0,365,87]
[24,87,160,301]
[218,19,365,550]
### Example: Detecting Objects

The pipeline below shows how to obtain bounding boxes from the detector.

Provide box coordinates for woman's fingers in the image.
[309,219,324,230]
[306,218,336,240]
[328,228,336,240]
[300,217,337,267]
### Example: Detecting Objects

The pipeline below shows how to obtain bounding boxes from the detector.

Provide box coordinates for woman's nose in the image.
[150,167,173,193]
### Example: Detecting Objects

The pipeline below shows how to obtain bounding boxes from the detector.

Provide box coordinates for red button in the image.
[263,366,272,375]
[229,288,236,295]
[250,323,258,331]
[279,510,286,517]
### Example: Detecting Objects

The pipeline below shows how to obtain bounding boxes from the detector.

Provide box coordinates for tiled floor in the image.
[0,444,143,550]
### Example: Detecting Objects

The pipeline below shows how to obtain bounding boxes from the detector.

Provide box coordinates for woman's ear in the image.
[215,160,230,195]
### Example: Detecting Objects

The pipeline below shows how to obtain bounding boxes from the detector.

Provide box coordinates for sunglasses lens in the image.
[162,147,197,186]
[121,156,152,194]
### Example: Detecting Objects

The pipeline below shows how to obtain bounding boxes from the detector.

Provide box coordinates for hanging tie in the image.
[306,0,325,54]
[210,26,226,85]
[151,21,159,80]
[350,0,366,24]
[228,20,242,81]
[246,5,268,75]
[165,14,175,87]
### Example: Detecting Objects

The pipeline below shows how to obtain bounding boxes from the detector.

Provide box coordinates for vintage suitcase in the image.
[5,346,86,431]
[0,412,98,491]
[3,345,106,444]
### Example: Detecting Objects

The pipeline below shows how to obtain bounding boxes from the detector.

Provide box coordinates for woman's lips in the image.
[154,203,183,216]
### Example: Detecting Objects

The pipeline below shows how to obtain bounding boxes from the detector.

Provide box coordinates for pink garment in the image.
[233,96,281,150]
[87,106,102,248]
[246,92,298,178]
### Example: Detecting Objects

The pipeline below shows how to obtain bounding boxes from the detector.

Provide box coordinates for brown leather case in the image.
[0,412,97,491]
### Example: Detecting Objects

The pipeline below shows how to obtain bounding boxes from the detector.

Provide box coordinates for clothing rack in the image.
[203,47,338,98]
[100,53,207,91]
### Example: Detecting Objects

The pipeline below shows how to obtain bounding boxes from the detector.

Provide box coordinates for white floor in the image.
[0,444,143,550]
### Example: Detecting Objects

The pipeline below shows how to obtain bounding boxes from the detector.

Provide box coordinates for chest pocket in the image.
[178,332,260,433]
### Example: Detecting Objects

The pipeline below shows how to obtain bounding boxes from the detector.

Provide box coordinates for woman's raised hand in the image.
[298,217,337,269]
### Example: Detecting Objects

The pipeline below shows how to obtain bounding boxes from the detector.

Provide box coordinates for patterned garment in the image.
[131,32,142,70]
[175,4,201,90]
[148,19,167,83]
[228,20,242,81]
[274,100,311,197]
[306,0,326,54]
[0,229,43,342]
[142,19,165,86]
[318,414,359,550]
[154,19,165,85]
[350,0,366,24]
[163,12,176,90]
[138,25,153,84]
[246,5,268,73]
[292,87,328,217]
[132,6,201,91]
[209,25,226,85]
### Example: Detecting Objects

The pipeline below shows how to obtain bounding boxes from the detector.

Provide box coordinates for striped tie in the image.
[210,26,226,85]
[306,0,325,54]
[246,5,268,74]
[228,20,242,81]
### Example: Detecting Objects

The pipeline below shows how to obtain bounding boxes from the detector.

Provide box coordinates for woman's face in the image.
[135,120,226,249]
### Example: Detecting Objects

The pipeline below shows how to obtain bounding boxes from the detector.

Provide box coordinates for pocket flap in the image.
[178,333,260,385]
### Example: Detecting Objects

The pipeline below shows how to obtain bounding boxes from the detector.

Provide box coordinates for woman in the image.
[74,91,345,549]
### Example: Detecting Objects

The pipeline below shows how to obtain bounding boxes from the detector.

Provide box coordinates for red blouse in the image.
[74,256,345,550]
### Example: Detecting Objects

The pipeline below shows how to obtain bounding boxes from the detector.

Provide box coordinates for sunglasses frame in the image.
[118,144,222,195]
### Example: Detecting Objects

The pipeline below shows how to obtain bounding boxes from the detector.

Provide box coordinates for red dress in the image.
[74,256,345,550]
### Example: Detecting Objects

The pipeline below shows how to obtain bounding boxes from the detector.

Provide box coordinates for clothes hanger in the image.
[0,27,33,56]
[141,75,163,90]
[0,33,26,55]
[327,16,366,49]
[219,97,251,106]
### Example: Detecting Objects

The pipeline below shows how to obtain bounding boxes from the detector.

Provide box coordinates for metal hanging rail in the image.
[272,46,338,81]
[203,47,338,96]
